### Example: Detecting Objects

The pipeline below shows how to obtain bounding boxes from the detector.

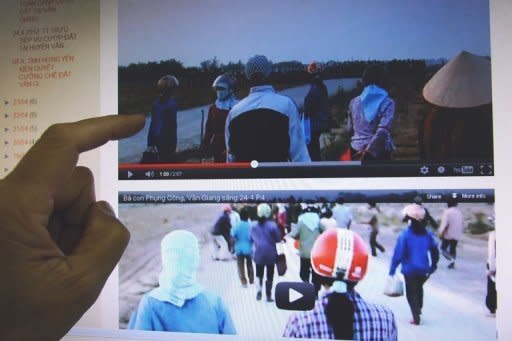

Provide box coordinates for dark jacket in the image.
[212,213,231,245]
[147,96,177,154]
[226,85,310,162]
[304,80,328,134]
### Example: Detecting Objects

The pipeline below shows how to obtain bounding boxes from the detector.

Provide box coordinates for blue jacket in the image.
[304,81,328,134]
[128,291,236,334]
[147,96,177,152]
[231,220,253,256]
[389,226,439,276]
[250,220,281,265]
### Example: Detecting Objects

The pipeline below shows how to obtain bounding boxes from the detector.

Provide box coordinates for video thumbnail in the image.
[117,0,493,179]
[118,189,496,340]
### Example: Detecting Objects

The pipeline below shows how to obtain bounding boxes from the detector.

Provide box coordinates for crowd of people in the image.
[0,47,494,339]
[127,198,496,339]
[138,50,494,164]
[142,54,396,164]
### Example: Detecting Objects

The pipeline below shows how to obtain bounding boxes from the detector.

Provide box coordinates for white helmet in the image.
[212,74,236,91]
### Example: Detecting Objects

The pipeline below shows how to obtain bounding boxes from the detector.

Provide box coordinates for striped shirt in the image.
[283,290,397,340]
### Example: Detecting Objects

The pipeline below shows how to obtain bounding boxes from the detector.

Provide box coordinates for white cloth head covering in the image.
[423,51,491,108]
[149,230,202,307]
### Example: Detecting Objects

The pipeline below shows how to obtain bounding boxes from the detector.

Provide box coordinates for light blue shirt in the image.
[128,291,236,335]
[231,220,253,256]
[332,204,353,229]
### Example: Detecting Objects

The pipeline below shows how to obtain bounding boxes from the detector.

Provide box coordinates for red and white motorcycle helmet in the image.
[311,229,368,282]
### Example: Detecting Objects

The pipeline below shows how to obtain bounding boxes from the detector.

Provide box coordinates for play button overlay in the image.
[276,282,315,311]
[289,288,302,303]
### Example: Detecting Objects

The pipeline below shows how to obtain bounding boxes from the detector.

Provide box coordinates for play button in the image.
[276,282,315,311]
[289,288,303,303]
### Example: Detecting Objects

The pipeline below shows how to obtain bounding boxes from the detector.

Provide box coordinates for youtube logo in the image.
[275,282,316,311]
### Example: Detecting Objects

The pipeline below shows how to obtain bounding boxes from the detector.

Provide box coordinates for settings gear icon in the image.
[420,166,430,175]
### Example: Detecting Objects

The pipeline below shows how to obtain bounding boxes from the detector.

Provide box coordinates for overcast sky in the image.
[118,0,490,67]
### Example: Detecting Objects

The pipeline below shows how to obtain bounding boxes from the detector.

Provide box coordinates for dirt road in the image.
[118,203,495,340]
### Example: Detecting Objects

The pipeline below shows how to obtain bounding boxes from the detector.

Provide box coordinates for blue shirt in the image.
[389,226,439,276]
[231,220,253,256]
[250,220,281,265]
[304,81,329,134]
[128,291,236,335]
[147,96,177,151]
[332,204,352,229]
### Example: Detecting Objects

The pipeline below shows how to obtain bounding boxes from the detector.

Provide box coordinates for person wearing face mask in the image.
[202,74,239,162]
[128,230,236,334]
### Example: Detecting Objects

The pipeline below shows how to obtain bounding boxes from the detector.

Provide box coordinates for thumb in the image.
[67,201,130,285]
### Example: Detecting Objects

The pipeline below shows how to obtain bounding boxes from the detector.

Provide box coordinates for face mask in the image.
[216,88,230,101]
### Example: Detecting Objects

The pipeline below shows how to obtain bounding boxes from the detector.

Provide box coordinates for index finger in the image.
[7,114,145,192]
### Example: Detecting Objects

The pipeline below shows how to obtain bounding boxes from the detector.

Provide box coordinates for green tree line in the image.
[118,58,434,115]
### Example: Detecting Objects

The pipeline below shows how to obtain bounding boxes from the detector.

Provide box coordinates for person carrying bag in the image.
[384,273,404,297]
[276,241,287,276]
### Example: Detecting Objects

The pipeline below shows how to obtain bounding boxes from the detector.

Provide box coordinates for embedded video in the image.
[117,0,493,179]
[118,189,496,340]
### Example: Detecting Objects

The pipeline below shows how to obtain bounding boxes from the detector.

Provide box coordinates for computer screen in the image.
[117,0,493,180]
[118,189,495,340]
[2,0,510,340]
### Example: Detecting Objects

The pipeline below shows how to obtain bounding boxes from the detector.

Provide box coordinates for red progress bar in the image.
[119,162,251,170]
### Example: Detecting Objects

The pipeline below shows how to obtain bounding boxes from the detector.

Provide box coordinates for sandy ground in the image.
[118,203,495,340]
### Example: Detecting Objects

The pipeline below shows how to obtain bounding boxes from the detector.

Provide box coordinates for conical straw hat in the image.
[423,51,491,108]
